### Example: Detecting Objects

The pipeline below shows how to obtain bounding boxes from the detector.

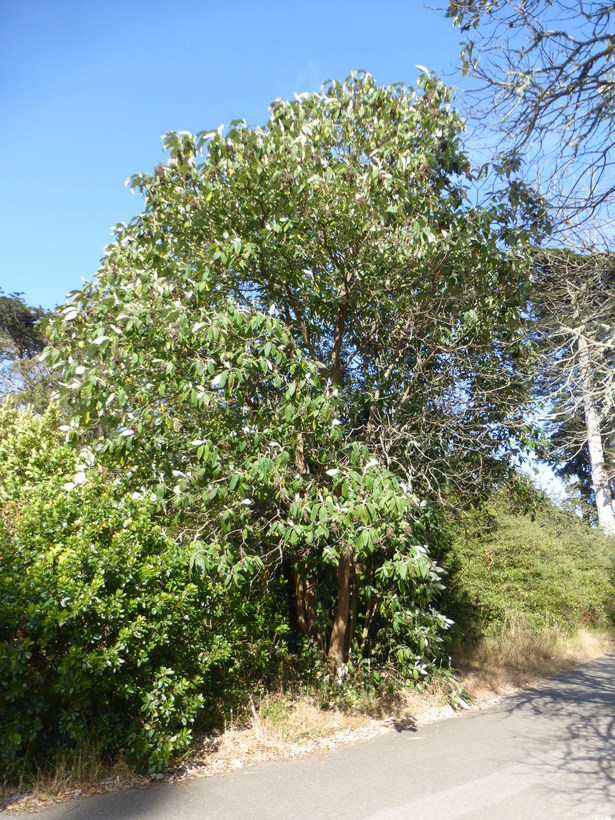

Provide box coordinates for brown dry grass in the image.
[1,746,141,814]
[453,624,614,702]
[169,624,614,783]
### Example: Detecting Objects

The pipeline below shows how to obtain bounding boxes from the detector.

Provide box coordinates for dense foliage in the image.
[44,285,450,669]
[0,404,288,774]
[67,70,543,503]
[44,72,544,669]
[446,482,615,640]
[4,72,601,785]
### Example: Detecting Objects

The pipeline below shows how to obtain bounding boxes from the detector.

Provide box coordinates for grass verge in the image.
[452,623,613,701]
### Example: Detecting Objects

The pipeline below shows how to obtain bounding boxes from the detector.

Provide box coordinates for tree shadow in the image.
[391,716,417,733]
[500,653,615,808]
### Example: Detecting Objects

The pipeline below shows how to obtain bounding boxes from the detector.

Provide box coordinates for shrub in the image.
[0,405,288,777]
[444,488,615,642]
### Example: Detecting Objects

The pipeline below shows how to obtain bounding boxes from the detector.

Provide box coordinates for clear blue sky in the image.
[1,1,463,310]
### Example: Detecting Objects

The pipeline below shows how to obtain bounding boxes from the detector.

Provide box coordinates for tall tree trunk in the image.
[344,562,359,659]
[328,548,352,664]
[294,432,309,475]
[330,305,348,386]
[578,334,615,536]
[365,390,380,446]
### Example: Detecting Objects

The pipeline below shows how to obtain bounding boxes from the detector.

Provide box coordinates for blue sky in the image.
[1,1,463,310]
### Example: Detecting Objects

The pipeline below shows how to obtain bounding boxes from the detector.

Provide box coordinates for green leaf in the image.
[212,371,228,388]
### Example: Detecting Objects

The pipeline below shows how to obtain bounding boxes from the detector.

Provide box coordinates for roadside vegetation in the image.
[2,31,615,808]
[445,484,615,644]
[2,404,612,809]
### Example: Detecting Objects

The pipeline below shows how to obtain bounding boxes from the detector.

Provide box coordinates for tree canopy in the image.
[45,72,544,668]
[65,71,542,498]
[0,290,51,408]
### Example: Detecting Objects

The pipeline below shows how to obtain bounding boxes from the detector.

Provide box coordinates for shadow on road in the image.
[391,716,417,733]
[503,652,615,807]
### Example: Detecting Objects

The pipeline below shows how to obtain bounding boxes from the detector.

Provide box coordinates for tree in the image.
[447,2,615,533]
[46,72,542,667]
[448,1,615,227]
[546,410,615,524]
[532,248,615,535]
[0,289,52,409]
[127,71,543,502]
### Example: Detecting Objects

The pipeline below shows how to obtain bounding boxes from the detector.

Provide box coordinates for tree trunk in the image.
[344,562,359,659]
[365,390,380,446]
[330,305,348,386]
[328,548,352,665]
[292,563,318,635]
[578,334,615,536]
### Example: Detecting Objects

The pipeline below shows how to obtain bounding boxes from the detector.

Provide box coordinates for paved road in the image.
[35,653,615,819]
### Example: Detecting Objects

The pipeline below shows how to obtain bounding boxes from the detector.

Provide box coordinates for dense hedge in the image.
[0,405,288,775]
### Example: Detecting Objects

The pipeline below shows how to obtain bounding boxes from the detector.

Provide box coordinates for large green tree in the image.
[46,72,542,665]
[126,71,543,499]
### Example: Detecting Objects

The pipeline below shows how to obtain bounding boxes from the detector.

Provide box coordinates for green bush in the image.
[0,405,288,777]
[444,488,615,642]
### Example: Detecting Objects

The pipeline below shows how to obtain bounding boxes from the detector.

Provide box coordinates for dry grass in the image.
[4,624,613,813]
[1,745,142,814]
[452,622,614,702]
[184,697,378,775]
[176,625,614,780]
[179,623,614,782]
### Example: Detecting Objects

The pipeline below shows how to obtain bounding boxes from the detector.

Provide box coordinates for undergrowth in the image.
[3,437,614,807]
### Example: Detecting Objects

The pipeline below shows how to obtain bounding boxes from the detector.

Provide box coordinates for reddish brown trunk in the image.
[365,391,380,446]
[328,548,352,664]
[345,562,359,658]
[360,561,376,652]
[294,432,309,475]
[330,305,348,386]
[292,564,318,635]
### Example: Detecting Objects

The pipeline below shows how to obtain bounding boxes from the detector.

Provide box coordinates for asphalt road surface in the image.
[34,653,615,819]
